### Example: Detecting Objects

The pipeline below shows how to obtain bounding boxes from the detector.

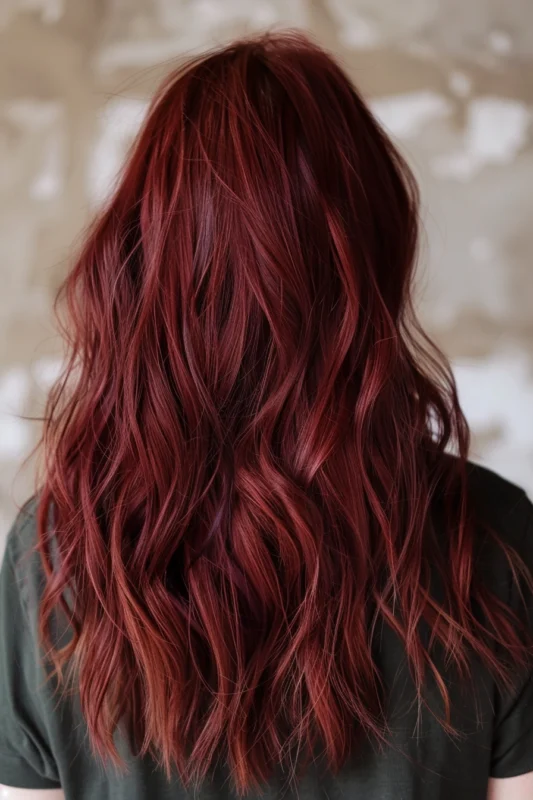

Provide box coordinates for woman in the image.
[0,30,532,800]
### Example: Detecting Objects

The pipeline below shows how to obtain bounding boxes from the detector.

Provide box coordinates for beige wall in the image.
[1,0,532,549]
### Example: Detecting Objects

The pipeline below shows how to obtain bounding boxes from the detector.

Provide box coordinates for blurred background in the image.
[1,0,532,555]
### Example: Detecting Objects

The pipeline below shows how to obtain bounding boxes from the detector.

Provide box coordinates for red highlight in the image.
[30,30,533,796]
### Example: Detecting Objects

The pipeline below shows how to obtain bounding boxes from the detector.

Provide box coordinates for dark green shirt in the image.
[2,461,533,799]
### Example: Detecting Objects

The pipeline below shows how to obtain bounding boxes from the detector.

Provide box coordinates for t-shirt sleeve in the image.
[490,491,533,779]
[0,499,62,789]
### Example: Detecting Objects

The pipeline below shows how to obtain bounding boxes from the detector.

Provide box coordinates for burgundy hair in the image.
[30,30,532,796]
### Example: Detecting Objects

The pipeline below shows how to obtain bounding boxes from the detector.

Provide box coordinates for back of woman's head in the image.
[31,29,531,797]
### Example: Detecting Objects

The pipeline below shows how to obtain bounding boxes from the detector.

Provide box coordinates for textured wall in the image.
[1,0,532,552]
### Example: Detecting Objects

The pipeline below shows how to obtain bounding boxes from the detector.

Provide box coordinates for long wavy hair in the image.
[29,29,532,796]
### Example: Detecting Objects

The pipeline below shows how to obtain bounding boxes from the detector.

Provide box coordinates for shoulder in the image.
[449,459,533,601]
[432,456,533,577]
[1,494,48,622]
[465,459,531,516]
[3,494,41,571]
[464,458,529,508]
[463,459,533,551]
